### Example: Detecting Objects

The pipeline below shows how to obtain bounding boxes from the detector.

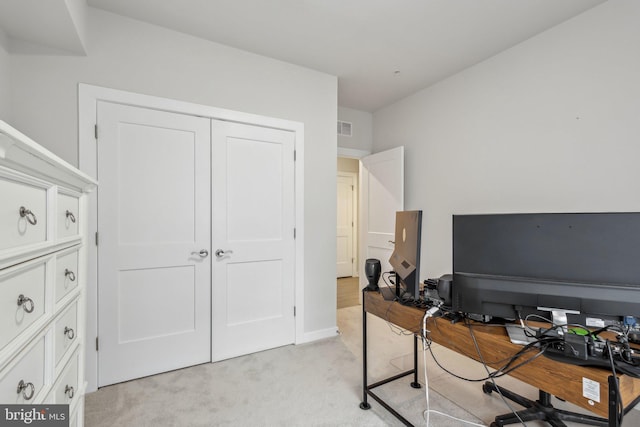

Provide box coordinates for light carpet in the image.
[85,311,481,426]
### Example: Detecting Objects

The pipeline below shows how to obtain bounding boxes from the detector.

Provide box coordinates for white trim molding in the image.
[298,327,339,344]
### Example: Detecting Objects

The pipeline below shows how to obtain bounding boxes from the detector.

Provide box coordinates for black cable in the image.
[466,319,527,427]
[605,340,624,425]
[383,299,415,336]
[378,276,423,336]
[381,271,396,294]
[423,316,552,383]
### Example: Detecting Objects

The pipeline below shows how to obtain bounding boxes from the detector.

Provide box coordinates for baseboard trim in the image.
[297,327,339,344]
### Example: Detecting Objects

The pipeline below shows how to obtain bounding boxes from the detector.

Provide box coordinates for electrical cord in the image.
[525,315,640,375]
[423,311,551,383]
[379,271,414,336]
[432,309,638,425]
[421,308,488,427]
[466,319,527,426]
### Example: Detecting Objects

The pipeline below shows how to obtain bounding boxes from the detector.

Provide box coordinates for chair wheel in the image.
[482,383,493,394]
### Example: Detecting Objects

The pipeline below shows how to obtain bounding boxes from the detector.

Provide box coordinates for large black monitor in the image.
[389,210,422,300]
[452,213,640,327]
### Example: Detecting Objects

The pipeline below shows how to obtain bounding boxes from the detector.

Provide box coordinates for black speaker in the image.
[437,274,453,306]
[364,258,381,291]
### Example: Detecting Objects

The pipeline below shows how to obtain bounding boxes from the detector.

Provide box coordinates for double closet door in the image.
[96,102,295,387]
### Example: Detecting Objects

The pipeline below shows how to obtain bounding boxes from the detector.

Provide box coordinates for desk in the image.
[360,291,640,427]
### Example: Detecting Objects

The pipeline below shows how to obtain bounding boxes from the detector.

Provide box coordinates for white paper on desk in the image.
[582,377,601,403]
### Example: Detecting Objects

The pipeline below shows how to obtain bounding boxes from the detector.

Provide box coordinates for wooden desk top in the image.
[363,291,640,418]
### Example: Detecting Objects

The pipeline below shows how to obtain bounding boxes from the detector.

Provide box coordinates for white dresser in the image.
[0,121,96,426]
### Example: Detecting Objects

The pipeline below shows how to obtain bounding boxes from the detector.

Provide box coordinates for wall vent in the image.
[337,121,352,137]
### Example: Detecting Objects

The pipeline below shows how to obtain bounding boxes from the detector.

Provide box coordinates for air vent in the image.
[337,121,352,137]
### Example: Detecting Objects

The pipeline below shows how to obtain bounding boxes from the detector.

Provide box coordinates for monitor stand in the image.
[537,307,581,335]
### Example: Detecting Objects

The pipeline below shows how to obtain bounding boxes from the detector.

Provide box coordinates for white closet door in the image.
[97,102,211,386]
[211,120,295,361]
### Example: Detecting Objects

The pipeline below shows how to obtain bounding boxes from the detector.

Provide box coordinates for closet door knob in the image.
[215,249,233,259]
[66,210,76,223]
[191,249,209,258]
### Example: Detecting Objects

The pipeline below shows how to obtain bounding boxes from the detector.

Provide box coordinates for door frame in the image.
[79,84,305,393]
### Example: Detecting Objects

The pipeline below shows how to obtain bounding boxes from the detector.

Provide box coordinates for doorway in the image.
[345,146,405,308]
[337,157,360,309]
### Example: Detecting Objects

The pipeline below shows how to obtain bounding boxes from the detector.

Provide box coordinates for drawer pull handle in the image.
[64,385,75,399]
[17,380,35,400]
[19,206,37,225]
[66,210,76,223]
[65,269,76,282]
[64,326,75,340]
[17,294,35,313]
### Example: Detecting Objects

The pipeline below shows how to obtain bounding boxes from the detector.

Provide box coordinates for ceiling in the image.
[1,0,607,111]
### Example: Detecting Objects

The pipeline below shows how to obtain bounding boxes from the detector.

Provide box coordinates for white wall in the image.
[338,106,373,153]
[0,35,10,122]
[337,157,359,174]
[373,0,640,279]
[8,8,337,337]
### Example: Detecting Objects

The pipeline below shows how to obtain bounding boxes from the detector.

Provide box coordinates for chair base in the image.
[482,381,607,427]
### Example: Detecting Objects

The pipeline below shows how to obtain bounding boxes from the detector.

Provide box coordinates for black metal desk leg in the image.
[608,376,620,427]
[411,334,421,389]
[360,294,371,410]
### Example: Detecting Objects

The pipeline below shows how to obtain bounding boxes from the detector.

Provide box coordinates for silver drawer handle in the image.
[17,294,35,313]
[65,269,76,282]
[19,206,37,225]
[64,385,75,399]
[64,326,75,340]
[66,210,76,223]
[17,380,35,400]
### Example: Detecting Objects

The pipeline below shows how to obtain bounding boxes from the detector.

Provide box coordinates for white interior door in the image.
[337,174,355,278]
[211,120,295,361]
[97,102,211,386]
[360,147,404,288]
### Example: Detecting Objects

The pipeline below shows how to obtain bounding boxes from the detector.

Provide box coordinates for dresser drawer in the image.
[55,249,79,303]
[54,301,78,367]
[0,336,46,404]
[57,192,80,240]
[0,176,48,251]
[51,348,80,406]
[0,260,47,352]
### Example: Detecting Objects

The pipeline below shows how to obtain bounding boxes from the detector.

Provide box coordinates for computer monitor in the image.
[452,213,640,327]
[389,210,422,300]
